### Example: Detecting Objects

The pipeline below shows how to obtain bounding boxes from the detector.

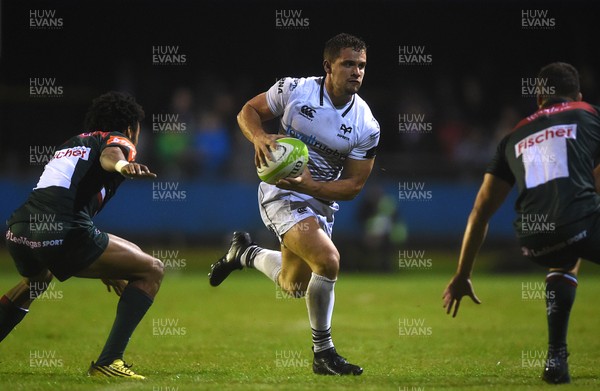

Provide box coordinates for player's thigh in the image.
[282,217,340,279]
[75,233,162,280]
[280,245,312,293]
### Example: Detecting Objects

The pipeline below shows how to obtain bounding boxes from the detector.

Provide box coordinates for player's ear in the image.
[576,92,583,102]
[536,94,544,108]
[323,60,332,74]
[129,122,140,145]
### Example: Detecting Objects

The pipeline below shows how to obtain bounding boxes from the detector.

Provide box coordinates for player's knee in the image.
[148,257,165,283]
[314,251,340,279]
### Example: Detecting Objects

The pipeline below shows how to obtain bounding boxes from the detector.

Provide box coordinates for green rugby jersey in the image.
[7,131,137,226]
[487,100,600,237]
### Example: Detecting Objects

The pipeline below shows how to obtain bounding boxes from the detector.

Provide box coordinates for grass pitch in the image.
[0,255,599,390]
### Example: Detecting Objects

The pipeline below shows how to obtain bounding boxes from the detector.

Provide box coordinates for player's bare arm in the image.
[443,173,513,317]
[99,146,156,178]
[276,157,375,201]
[237,92,284,167]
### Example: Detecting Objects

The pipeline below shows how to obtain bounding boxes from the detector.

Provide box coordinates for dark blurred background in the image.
[1,0,598,271]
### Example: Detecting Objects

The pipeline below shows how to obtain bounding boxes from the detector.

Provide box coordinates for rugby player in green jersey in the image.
[443,62,600,384]
[1,92,160,379]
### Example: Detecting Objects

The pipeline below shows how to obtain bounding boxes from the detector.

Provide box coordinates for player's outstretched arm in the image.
[443,174,513,317]
[237,92,283,168]
[100,146,156,178]
[276,157,374,201]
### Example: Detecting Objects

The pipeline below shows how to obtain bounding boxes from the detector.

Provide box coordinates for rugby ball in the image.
[257,137,308,184]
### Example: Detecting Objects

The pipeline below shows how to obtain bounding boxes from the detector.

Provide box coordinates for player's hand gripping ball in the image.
[257,137,308,184]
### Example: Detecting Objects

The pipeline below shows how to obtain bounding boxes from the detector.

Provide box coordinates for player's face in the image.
[328,47,367,96]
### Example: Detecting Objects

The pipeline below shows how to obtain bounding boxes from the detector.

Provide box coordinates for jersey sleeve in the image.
[348,117,380,160]
[265,77,300,117]
[486,134,515,185]
[103,132,137,161]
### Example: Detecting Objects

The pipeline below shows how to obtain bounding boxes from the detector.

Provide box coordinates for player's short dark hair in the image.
[537,62,580,101]
[84,91,145,133]
[323,33,366,62]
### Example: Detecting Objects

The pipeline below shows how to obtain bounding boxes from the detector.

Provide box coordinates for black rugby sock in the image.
[96,285,153,365]
[0,295,28,342]
[545,272,577,353]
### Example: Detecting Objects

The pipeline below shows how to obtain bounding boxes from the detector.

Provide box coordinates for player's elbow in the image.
[99,154,115,172]
[340,183,364,201]
[237,102,256,127]
[236,106,246,127]
[236,107,245,128]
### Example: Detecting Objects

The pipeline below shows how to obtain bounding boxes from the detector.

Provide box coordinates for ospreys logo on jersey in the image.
[299,105,316,120]
[337,124,353,141]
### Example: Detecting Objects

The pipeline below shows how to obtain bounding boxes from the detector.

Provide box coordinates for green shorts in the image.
[5,220,109,281]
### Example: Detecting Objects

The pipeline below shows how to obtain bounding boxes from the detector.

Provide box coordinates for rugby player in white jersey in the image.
[209,33,380,375]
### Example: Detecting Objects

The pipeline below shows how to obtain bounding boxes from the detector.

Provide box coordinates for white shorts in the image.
[258,182,339,242]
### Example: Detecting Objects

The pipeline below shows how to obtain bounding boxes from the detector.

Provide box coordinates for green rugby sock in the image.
[96,286,153,365]
[0,295,28,342]
[545,272,577,352]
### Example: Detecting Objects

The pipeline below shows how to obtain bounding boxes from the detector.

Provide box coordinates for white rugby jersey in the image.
[266,76,380,181]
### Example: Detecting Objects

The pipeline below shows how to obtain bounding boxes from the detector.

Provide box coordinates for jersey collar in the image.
[540,97,570,109]
[319,76,355,118]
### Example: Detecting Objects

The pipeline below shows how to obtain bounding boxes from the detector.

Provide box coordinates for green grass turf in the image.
[0,255,599,390]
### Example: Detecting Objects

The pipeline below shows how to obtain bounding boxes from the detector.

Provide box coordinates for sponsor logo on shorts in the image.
[520,229,587,258]
[6,230,64,249]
